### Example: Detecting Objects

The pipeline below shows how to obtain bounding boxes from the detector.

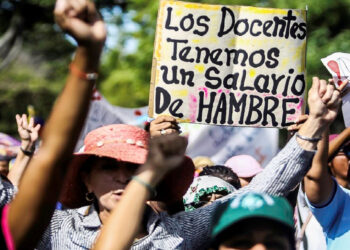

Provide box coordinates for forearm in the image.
[329,127,350,159]
[8,46,100,249]
[235,135,314,197]
[304,129,334,205]
[8,141,35,186]
[7,152,31,187]
[94,167,164,250]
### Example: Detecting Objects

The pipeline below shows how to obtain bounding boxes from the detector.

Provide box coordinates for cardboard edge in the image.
[148,0,167,118]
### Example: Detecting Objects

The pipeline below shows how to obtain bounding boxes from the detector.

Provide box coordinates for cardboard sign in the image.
[149,0,307,127]
[77,89,278,166]
[321,52,350,127]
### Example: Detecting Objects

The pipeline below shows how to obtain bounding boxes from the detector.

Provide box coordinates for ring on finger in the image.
[160,129,166,135]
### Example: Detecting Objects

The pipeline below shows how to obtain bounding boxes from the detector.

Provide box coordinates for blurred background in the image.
[0,0,348,143]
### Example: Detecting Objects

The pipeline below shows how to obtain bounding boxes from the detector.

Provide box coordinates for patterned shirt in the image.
[0,176,16,207]
[36,136,315,250]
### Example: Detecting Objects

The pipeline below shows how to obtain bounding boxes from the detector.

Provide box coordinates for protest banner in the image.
[321,52,350,127]
[78,89,278,166]
[149,0,307,127]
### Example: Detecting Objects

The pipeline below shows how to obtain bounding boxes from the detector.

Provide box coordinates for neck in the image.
[99,208,111,224]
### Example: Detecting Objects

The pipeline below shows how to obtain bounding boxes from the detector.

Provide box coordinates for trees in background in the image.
[1,0,349,134]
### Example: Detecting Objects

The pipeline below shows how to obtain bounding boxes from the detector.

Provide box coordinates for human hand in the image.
[150,116,180,137]
[307,77,347,126]
[287,114,309,132]
[16,114,41,150]
[54,0,106,49]
[145,134,187,176]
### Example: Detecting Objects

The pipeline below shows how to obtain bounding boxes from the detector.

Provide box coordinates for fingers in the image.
[318,79,327,99]
[28,117,34,128]
[338,79,349,92]
[15,114,22,127]
[150,116,180,137]
[287,114,309,131]
[321,83,335,104]
[327,86,341,109]
[152,115,177,124]
[22,114,28,129]
[34,124,41,132]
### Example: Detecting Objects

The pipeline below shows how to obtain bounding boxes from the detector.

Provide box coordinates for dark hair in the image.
[199,165,241,189]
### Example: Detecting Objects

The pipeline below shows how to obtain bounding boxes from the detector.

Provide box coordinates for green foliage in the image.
[1,0,349,136]
[100,0,350,113]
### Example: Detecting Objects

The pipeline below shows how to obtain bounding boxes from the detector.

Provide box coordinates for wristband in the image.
[296,132,322,142]
[69,63,98,81]
[20,147,34,156]
[131,176,157,197]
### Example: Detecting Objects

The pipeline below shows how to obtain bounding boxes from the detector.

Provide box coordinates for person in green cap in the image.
[210,192,295,250]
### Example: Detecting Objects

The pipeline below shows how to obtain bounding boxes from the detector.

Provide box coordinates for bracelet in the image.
[69,63,98,81]
[131,176,157,198]
[296,132,322,142]
[20,147,34,156]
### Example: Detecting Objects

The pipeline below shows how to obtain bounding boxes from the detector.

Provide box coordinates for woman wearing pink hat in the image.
[225,155,263,187]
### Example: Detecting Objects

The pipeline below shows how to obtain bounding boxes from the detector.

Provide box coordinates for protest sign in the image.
[149,0,307,127]
[78,89,278,166]
[321,52,350,127]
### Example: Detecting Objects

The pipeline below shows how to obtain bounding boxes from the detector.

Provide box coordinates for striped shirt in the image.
[36,136,314,250]
[0,176,16,207]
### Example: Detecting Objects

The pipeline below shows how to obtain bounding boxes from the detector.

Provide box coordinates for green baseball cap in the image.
[211,192,294,244]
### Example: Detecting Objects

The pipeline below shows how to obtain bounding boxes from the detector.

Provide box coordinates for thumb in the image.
[54,0,66,13]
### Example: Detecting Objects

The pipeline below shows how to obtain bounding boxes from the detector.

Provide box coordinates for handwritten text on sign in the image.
[149,0,307,127]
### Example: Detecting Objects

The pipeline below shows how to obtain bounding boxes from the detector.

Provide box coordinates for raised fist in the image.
[54,0,106,48]
[146,134,188,174]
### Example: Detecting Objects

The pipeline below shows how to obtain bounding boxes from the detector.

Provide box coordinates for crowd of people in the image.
[0,0,349,249]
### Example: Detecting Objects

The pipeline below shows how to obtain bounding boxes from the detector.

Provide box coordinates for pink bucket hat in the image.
[224,155,263,178]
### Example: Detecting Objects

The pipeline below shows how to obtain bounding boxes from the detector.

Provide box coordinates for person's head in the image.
[81,156,139,212]
[211,192,295,250]
[199,165,241,189]
[328,135,350,188]
[183,176,236,211]
[60,124,195,213]
[0,160,9,176]
[193,156,214,175]
[60,124,149,211]
[225,155,263,187]
[0,155,11,176]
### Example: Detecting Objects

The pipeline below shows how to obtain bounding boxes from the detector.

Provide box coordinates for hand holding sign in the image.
[150,116,181,137]
[321,53,350,127]
[149,0,307,128]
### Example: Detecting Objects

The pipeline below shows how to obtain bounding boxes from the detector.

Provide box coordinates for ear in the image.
[82,171,93,193]
[328,162,335,176]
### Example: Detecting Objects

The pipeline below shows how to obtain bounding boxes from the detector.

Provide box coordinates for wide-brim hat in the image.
[60,124,194,208]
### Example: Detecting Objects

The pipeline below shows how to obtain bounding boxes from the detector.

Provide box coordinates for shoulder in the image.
[0,176,16,206]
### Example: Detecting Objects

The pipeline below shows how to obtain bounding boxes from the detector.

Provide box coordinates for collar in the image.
[77,205,102,229]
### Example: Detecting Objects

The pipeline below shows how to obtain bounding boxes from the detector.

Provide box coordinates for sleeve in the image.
[164,136,315,249]
[164,202,220,250]
[35,209,69,249]
[305,181,347,233]
[0,176,16,207]
[232,135,315,197]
